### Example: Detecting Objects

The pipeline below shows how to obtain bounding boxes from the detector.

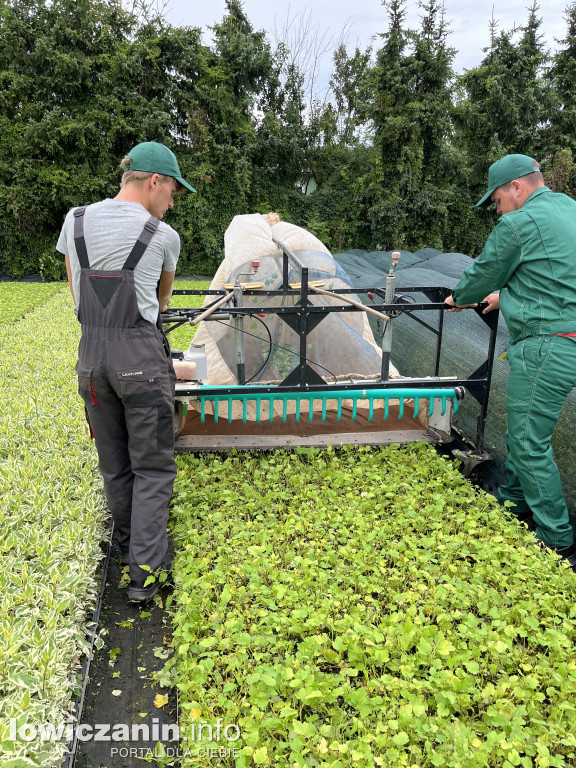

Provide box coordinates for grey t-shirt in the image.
[56,199,180,324]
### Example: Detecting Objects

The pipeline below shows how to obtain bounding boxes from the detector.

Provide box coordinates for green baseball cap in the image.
[476,154,540,207]
[125,141,196,193]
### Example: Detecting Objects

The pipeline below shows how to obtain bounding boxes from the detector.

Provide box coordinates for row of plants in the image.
[0,285,107,766]
[164,444,576,767]
[0,283,65,324]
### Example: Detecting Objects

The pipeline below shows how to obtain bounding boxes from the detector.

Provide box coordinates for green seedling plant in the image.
[164,446,576,768]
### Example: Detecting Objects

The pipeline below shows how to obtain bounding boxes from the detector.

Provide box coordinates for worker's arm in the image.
[451,218,521,306]
[65,254,75,303]
[158,270,175,312]
[444,292,500,313]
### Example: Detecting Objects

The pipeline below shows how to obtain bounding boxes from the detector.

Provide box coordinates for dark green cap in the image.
[476,154,540,207]
[125,141,196,193]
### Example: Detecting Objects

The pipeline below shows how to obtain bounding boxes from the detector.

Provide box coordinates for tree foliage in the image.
[0,0,204,277]
[178,0,278,273]
[0,0,575,277]
[546,2,576,158]
[369,0,460,250]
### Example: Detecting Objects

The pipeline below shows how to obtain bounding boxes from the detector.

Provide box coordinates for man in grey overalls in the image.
[57,142,196,600]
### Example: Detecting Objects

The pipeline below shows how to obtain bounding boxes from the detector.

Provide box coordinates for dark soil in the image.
[73,551,179,768]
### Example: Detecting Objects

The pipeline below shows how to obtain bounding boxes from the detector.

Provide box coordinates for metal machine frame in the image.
[163,244,499,465]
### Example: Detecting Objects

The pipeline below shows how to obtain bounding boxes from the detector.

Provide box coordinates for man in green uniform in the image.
[445,154,576,567]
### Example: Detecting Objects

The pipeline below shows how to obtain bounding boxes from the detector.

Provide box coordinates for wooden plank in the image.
[175,430,436,452]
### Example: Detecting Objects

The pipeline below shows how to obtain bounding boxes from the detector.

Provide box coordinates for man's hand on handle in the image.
[444,293,499,314]
[479,293,500,314]
[444,295,478,313]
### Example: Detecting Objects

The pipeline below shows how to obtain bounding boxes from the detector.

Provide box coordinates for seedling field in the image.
[3,283,576,768]
[165,447,576,768]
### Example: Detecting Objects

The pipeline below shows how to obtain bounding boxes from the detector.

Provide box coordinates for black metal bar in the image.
[269,237,307,292]
[299,268,309,385]
[473,308,500,453]
[61,527,113,768]
[171,289,228,296]
[170,285,454,299]
[162,319,190,334]
[434,307,445,377]
[282,250,289,290]
[398,309,441,336]
[272,238,307,271]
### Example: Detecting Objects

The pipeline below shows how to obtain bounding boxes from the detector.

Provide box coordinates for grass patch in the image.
[0,289,107,767]
[164,445,576,768]
[0,282,65,325]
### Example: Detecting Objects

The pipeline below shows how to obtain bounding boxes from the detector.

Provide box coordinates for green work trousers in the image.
[498,335,576,548]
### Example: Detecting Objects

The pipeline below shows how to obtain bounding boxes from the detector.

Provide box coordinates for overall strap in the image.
[122,217,160,271]
[73,206,90,269]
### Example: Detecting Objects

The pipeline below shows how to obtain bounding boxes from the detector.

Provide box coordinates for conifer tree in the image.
[455,3,551,203]
[185,0,279,271]
[370,0,459,250]
[546,2,576,160]
[329,44,374,147]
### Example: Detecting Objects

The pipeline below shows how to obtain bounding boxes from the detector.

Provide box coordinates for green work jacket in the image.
[452,187,576,343]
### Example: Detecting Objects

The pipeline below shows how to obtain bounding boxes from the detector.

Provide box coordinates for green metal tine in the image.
[198,388,459,425]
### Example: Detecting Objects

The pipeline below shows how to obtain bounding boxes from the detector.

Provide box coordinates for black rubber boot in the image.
[550,543,576,570]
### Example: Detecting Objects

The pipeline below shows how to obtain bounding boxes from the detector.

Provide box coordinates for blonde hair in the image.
[119,155,184,192]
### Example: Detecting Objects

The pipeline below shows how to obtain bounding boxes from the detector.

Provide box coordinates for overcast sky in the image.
[164,0,570,79]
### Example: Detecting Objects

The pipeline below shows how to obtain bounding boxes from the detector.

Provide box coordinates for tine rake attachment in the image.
[198,388,459,425]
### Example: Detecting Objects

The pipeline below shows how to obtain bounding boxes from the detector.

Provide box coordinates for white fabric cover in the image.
[192,214,399,387]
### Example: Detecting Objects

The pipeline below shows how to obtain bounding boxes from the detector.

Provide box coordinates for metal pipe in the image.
[272,238,307,270]
[308,285,390,322]
[381,251,400,381]
[298,267,309,386]
[190,292,233,325]
[233,283,245,385]
[273,237,307,292]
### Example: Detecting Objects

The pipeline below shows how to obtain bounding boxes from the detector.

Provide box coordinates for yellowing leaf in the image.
[436,639,456,656]
[154,693,169,708]
[253,746,268,765]
[111,690,122,697]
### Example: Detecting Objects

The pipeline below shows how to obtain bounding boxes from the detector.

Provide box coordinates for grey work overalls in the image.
[73,206,176,582]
